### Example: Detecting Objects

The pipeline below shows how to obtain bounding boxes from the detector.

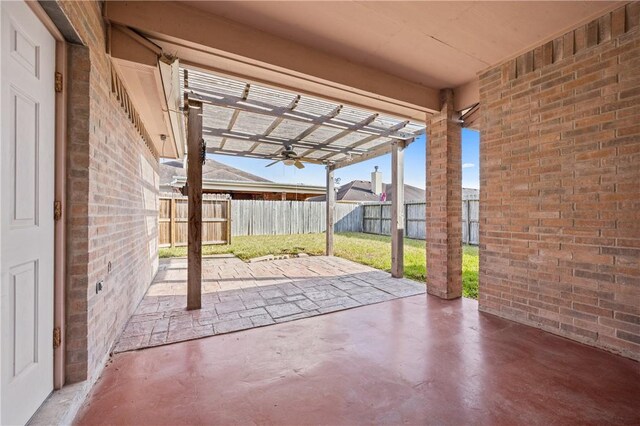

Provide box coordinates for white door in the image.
[0,1,55,424]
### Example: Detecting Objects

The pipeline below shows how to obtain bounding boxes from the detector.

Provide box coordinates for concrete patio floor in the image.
[75,295,639,425]
[114,255,425,352]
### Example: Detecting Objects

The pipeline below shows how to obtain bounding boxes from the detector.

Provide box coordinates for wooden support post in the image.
[326,166,335,256]
[187,100,203,310]
[391,140,405,278]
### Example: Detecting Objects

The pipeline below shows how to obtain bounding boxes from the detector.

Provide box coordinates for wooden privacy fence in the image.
[159,194,231,247]
[158,197,479,246]
[362,200,479,245]
[231,200,362,236]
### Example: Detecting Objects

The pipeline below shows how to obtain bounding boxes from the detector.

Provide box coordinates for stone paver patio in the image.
[114,255,425,352]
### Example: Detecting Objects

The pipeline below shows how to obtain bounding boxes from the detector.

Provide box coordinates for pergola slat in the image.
[203,127,371,155]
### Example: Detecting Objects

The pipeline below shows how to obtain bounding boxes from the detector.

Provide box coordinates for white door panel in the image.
[1,1,55,424]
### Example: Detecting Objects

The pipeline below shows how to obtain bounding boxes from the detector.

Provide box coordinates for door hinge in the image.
[55,72,63,93]
[53,327,61,349]
[54,200,62,221]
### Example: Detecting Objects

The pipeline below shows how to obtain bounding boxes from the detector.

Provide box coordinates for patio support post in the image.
[326,166,335,256]
[187,100,203,310]
[425,89,462,299]
[391,140,405,278]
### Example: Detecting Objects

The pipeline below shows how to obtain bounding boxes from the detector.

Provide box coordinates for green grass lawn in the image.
[159,232,479,299]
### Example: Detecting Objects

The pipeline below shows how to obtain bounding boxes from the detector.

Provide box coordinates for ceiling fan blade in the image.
[294,160,305,169]
[265,159,282,167]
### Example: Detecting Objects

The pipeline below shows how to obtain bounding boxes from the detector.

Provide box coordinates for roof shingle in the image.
[160,159,272,188]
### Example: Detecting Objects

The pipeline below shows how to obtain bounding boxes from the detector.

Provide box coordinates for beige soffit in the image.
[108,24,182,158]
[181,65,425,169]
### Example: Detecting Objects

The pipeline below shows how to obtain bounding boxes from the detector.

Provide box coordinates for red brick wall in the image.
[61,1,159,382]
[479,4,640,360]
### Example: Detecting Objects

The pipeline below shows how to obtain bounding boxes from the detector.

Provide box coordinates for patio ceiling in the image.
[189,1,621,90]
[181,66,426,168]
[105,1,623,119]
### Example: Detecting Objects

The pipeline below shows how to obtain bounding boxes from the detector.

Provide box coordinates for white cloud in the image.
[462,163,475,169]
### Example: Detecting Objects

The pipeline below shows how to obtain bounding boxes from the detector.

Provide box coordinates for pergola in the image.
[181,66,426,309]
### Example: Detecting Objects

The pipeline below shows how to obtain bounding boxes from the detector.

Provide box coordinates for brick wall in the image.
[60,1,159,382]
[426,89,462,299]
[479,4,640,360]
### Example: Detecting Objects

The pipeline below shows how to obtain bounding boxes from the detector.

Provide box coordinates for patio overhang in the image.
[101,0,626,164]
[104,0,625,118]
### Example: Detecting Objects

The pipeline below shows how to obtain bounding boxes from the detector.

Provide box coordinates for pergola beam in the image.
[204,146,325,164]
[221,108,242,150]
[330,137,416,170]
[186,100,203,310]
[316,119,411,162]
[202,128,367,154]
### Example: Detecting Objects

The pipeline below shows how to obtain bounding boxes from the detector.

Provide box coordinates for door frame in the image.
[25,0,67,390]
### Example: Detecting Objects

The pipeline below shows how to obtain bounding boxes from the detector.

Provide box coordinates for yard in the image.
[159,232,479,299]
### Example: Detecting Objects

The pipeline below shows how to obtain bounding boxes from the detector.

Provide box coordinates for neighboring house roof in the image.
[309,180,480,202]
[159,159,272,188]
[170,176,325,195]
[308,180,426,202]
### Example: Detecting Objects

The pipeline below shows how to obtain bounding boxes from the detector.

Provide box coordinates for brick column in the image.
[425,89,462,299]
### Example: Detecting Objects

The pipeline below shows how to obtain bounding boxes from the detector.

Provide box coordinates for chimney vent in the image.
[371,166,383,195]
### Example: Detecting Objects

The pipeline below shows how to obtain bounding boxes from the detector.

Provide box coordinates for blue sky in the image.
[209,128,480,189]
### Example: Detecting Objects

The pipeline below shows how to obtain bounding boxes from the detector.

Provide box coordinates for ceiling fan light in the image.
[283,158,295,166]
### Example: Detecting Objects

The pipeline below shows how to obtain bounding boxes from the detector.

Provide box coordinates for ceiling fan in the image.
[265,145,305,169]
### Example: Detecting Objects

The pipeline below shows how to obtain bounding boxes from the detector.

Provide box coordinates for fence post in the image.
[467,199,471,245]
[227,199,231,245]
[404,203,408,237]
[170,197,176,248]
